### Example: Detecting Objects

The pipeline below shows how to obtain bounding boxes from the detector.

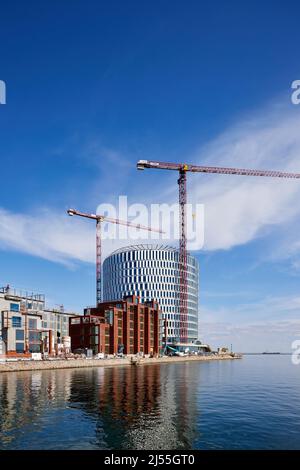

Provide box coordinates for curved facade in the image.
[103,245,199,343]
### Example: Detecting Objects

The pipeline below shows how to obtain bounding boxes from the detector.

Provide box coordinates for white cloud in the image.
[186,104,300,251]
[0,208,95,265]
[0,206,155,265]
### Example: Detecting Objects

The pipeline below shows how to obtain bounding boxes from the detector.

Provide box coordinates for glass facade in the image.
[103,245,199,343]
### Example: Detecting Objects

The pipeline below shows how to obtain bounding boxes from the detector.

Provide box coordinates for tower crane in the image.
[137,159,300,344]
[67,208,164,305]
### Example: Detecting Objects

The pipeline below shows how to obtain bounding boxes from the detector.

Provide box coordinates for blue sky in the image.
[1,0,300,351]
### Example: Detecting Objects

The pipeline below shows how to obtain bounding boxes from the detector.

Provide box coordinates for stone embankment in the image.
[0,354,241,373]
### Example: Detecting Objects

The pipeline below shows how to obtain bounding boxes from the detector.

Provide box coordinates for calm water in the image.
[0,356,299,450]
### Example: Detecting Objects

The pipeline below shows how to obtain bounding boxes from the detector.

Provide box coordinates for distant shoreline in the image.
[242,353,292,355]
[0,354,241,374]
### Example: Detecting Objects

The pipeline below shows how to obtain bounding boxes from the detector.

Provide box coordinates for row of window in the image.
[105,289,198,303]
[11,317,39,329]
[21,300,44,311]
[108,249,198,267]
[108,262,198,275]
[106,265,198,279]
[14,342,43,353]
[10,316,68,337]
[105,286,198,299]
[8,300,45,313]
[166,329,198,338]
[42,313,68,323]
[105,277,198,290]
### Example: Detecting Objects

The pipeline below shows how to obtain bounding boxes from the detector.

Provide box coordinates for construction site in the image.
[1,158,300,367]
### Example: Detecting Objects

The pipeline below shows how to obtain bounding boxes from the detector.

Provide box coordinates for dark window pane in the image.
[28,319,37,330]
[29,331,40,342]
[15,329,24,341]
[16,343,24,353]
[12,316,21,328]
[10,303,19,312]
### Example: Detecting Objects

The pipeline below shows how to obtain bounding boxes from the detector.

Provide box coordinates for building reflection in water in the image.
[0,363,199,449]
[0,370,72,447]
[67,363,198,449]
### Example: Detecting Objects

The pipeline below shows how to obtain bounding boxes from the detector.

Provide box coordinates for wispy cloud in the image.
[0,207,95,266]
[0,206,153,265]
[186,103,300,252]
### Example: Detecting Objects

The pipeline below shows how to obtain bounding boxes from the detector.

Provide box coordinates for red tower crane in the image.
[67,208,164,305]
[137,159,300,344]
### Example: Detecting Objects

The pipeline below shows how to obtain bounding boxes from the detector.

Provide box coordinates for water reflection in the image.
[0,363,198,449]
[1,358,300,449]
[0,369,72,447]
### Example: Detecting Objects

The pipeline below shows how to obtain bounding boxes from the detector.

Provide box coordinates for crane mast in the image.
[178,169,188,343]
[96,219,101,307]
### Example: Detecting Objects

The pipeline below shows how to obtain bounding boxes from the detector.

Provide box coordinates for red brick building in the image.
[69,295,160,355]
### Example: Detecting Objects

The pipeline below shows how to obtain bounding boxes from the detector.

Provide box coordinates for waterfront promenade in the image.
[0,354,241,373]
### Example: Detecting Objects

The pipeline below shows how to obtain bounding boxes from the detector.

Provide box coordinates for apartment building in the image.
[0,285,76,357]
[70,295,161,355]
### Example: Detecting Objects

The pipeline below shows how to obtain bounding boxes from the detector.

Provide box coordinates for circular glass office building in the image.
[103,244,199,344]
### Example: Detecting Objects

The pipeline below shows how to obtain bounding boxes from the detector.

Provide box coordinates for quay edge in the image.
[0,354,242,374]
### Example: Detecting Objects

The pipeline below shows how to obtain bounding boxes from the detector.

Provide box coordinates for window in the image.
[16,342,24,353]
[105,310,113,325]
[29,318,37,330]
[10,303,19,312]
[29,331,40,342]
[12,316,21,328]
[16,329,24,341]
